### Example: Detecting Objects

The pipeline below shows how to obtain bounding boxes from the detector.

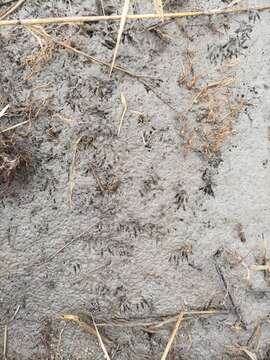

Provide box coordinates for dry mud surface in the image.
[0,1,270,359]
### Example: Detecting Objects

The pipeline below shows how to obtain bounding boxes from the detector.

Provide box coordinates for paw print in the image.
[175,189,188,210]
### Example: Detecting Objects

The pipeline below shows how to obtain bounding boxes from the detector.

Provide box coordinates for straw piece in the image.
[117,92,127,136]
[3,325,8,360]
[92,316,111,360]
[109,0,130,76]
[161,310,184,360]
[0,120,29,133]
[0,104,9,118]
[0,0,26,20]
[0,5,270,26]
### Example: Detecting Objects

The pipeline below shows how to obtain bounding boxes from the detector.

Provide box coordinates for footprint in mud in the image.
[119,296,152,314]
[169,244,202,271]
[175,188,189,210]
[199,168,215,197]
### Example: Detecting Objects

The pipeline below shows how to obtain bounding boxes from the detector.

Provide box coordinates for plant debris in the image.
[1,1,270,359]
[0,134,31,184]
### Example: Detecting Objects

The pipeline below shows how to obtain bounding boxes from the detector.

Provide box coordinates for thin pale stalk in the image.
[0,5,270,26]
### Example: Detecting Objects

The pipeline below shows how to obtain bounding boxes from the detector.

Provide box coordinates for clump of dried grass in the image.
[179,59,244,159]
[0,134,31,184]
[200,90,244,156]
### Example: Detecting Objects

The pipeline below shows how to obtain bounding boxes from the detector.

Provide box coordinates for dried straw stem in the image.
[0,0,26,20]
[0,5,270,27]
[161,310,184,360]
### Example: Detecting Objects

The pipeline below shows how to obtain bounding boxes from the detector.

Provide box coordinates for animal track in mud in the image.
[139,174,162,197]
[99,242,134,258]
[95,283,111,297]
[73,262,81,275]
[117,221,142,239]
[169,243,203,271]
[62,260,82,278]
[142,126,157,150]
[119,296,153,314]
[175,188,189,211]
[207,16,260,64]
[90,222,167,258]
[199,168,215,198]
[169,244,193,265]
[117,221,166,242]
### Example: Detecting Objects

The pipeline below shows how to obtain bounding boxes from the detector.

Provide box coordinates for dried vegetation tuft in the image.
[0,133,31,184]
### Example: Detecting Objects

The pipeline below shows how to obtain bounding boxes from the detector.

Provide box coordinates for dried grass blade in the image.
[161,310,184,360]
[1,5,270,26]
[3,325,8,360]
[238,347,258,360]
[117,92,127,136]
[243,349,257,360]
[250,264,270,272]
[0,104,9,118]
[92,316,111,360]
[109,0,130,76]
[0,0,26,20]
[0,120,29,133]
